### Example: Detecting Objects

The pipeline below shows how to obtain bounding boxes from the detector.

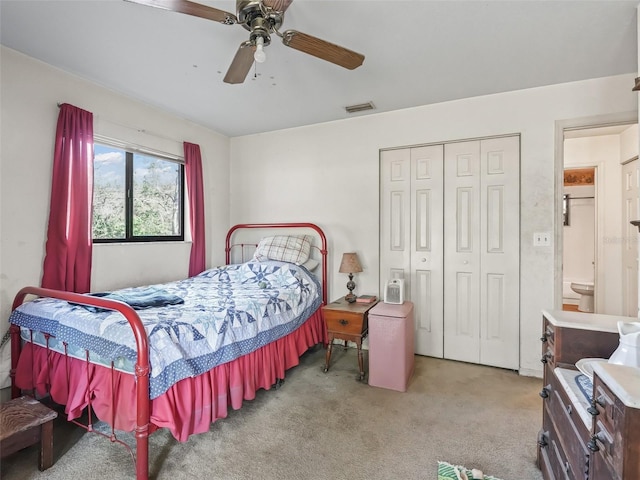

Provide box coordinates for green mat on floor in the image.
[438,461,503,480]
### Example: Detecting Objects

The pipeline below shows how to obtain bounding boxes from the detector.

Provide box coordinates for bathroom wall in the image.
[563,184,595,303]
[563,134,623,314]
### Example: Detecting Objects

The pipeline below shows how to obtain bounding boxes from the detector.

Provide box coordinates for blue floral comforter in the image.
[9,261,322,399]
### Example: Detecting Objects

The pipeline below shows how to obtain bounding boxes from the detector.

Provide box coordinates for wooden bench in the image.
[0,396,58,470]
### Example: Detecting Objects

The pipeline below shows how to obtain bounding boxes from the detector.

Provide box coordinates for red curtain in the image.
[184,142,206,276]
[41,104,94,293]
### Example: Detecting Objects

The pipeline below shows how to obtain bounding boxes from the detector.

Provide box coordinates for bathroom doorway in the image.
[561,121,639,315]
[561,165,596,311]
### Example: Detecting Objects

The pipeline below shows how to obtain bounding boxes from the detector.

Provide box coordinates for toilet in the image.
[570,282,595,313]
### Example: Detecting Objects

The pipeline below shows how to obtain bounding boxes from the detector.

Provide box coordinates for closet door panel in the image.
[444,141,481,363]
[479,136,520,369]
[380,135,520,368]
[411,145,444,357]
[380,148,411,297]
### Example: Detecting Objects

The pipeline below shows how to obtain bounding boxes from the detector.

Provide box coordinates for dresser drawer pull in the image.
[537,430,549,448]
[541,327,554,343]
[587,432,606,452]
[588,395,606,416]
[539,384,551,399]
[339,319,349,326]
[566,404,572,415]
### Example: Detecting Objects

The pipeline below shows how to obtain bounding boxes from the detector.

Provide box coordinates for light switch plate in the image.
[533,232,551,246]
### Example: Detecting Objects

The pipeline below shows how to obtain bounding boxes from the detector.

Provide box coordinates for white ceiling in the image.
[1,0,638,137]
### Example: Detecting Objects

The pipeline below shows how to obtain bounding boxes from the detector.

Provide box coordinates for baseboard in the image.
[519,367,543,379]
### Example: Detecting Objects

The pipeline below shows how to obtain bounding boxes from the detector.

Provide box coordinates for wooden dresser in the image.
[537,310,640,480]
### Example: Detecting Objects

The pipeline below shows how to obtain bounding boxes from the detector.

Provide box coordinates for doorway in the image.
[556,117,638,315]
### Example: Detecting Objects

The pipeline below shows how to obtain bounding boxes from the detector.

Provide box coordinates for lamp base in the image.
[345,273,357,303]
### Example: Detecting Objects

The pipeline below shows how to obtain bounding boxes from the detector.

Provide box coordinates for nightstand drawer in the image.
[324,310,365,335]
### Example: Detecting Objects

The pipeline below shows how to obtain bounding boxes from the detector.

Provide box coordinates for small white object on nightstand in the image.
[383,278,404,304]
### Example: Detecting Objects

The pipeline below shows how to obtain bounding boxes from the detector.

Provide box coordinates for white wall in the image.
[564,135,624,314]
[229,73,638,377]
[562,184,595,303]
[620,124,639,162]
[1,47,637,382]
[0,47,231,386]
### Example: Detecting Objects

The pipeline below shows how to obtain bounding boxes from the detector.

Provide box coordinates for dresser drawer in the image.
[547,422,574,480]
[538,446,557,480]
[590,443,619,480]
[542,371,589,480]
[541,345,556,372]
[542,319,555,352]
[592,381,619,439]
[541,319,556,373]
[539,405,560,480]
[541,314,618,369]
[591,376,627,478]
[324,309,366,335]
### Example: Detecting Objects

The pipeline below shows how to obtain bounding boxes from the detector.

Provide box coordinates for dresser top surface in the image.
[592,362,640,409]
[542,309,635,333]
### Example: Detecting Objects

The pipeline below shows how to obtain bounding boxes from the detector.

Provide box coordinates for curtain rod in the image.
[57,102,183,146]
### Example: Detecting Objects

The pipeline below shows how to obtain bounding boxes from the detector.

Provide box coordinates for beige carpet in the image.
[1,347,544,480]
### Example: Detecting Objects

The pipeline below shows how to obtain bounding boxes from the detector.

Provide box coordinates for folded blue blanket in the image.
[74,286,184,312]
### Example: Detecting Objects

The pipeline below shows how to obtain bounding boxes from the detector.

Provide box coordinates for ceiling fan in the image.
[125,0,365,84]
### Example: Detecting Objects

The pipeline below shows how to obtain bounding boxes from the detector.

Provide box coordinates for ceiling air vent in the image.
[345,102,376,114]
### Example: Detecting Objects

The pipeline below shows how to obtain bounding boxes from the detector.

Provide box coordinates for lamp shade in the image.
[339,252,363,274]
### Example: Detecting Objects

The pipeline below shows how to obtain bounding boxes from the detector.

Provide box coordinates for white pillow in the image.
[301,258,319,272]
[252,235,312,265]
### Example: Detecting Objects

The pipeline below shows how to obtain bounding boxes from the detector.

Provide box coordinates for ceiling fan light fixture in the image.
[254,36,267,63]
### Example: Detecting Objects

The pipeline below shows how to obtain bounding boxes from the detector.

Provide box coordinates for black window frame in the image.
[93,143,186,244]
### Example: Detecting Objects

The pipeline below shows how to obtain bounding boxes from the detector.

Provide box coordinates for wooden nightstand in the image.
[322,296,379,380]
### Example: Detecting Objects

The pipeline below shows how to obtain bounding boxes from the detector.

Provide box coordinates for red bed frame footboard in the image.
[10,286,151,480]
[10,223,327,480]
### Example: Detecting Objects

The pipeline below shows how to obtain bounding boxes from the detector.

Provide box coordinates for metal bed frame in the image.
[9,222,328,479]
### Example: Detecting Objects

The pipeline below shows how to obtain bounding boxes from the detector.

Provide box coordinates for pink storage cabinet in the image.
[367,301,414,392]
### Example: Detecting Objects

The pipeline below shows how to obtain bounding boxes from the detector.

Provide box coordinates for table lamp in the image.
[339,252,363,303]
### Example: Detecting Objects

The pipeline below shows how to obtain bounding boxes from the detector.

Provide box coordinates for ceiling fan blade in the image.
[263,0,293,13]
[224,41,256,84]
[281,30,364,70]
[124,0,237,24]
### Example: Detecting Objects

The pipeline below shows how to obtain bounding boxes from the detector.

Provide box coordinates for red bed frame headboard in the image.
[225,223,328,306]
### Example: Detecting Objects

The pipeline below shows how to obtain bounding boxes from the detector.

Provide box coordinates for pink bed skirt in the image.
[14,309,325,442]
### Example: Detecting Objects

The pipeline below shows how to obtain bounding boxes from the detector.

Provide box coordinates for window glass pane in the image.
[93,144,126,239]
[132,153,182,237]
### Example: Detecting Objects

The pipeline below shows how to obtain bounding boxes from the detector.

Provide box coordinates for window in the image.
[93,142,185,242]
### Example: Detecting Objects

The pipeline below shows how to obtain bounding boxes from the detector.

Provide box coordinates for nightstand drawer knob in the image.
[339,319,349,326]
